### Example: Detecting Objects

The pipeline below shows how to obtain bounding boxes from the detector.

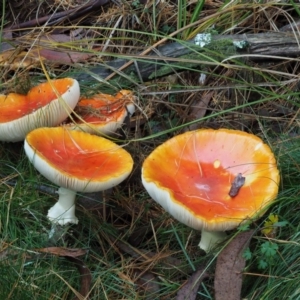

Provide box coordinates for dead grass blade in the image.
[35,247,87,257]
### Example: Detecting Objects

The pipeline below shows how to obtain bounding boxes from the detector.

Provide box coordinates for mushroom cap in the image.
[0,78,80,142]
[24,127,133,192]
[142,129,280,231]
[66,90,135,135]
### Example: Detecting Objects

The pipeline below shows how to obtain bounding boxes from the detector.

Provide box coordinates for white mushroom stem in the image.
[199,229,227,252]
[47,187,78,225]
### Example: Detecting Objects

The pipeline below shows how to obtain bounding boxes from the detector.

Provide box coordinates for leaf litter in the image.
[176,266,209,300]
[36,247,91,300]
[1,0,298,299]
[214,230,255,300]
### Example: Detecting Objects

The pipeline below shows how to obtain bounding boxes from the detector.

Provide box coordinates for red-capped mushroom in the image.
[142,129,280,252]
[0,78,80,142]
[24,127,133,225]
[65,90,135,136]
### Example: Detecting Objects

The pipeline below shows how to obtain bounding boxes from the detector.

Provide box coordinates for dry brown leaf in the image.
[214,230,254,300]
[35,247,87,257]
[115,238,183,268]
[66,256,92,300]
[127,225,151,247]
[0,30,14,52]
[38,48,95,64]
[188,92,213,131]
[176,267,209,300]
[39,33,82,44]
[36,247,91,299]
[34,33,101,64]
[0,43,97,70]
[133,269,160,297]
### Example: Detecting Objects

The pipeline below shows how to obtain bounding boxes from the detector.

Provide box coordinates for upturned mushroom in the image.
[65,90,135,136]
[0,78,80,142]
[24,127,133,225]
[142,129,280,252]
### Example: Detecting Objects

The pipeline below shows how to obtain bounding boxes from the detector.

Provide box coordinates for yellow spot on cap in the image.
[214,159,221,168]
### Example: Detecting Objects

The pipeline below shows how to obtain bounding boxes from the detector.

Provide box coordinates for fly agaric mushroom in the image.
[65,90,135,136]
[142,129,280,252]
[24,127,133,225]
[0,78,80,142]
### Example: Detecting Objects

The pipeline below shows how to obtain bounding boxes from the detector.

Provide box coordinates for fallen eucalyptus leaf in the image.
[188,92,213,131]
[214,230,254,300]
[67,256,92,300]
[36,247,91,299]
[133,268,160,298]
[176,266,209,300]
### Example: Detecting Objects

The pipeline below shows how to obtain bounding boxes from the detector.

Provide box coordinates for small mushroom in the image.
[0,78,80,142]
[65,90,135,136]
[141,129,280,252]
[24,127,133,225]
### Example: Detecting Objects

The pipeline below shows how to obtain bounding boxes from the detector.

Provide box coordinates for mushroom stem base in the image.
[47,187,78,225]
[199,229,227,252]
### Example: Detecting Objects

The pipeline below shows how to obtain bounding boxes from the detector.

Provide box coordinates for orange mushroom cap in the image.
[0,78,80,142]
[142,129,280,231]
[65,90,135,135]
[24,127,133,192]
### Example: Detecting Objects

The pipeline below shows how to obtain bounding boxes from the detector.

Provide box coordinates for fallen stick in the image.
[74,32,300,85]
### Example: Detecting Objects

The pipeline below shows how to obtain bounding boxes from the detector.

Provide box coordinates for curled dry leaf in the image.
[39,48,95,64]
[187,92,213,131]
[214,230,254,300]
[36,247,91,300]
[133,269,160,298]
[176,267,209,300]
[0,32,98,69]
[67,256,92,300]
[0,48,95,69]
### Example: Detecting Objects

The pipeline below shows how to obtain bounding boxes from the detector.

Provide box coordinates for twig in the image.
[8,0,109,29]
[74,32,300,85]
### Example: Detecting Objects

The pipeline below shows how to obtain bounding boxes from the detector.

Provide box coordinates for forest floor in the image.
[1,1,300,299]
